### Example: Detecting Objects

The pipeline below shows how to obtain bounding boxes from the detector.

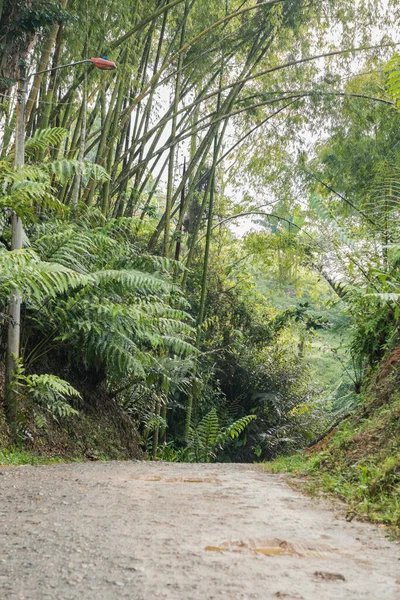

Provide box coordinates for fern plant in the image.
[186,408,256,462]
[385,54,400,109]
[10,358,81,425]
[0,217,196,394]
[0,127,199,443]
[0,128,108,220]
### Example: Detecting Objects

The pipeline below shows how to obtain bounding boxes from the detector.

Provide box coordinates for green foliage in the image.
[156,442,186,462]
[13,1,71,32]
[3,0,393,464]
[0,216,196,386]
[0,128,108,220]
[277,61,400,380]
[23,127,68,157]
[186,409,256,462]
[0,131,197,456]
[0,247,89,304]
[11,357,81,422]
[263,452,309,474]
[143,411,167,439]
[182,225,331,461]
[0,449,66,465]
[385,54,400,109]
[265,388,400,535]
[309,194,357,252]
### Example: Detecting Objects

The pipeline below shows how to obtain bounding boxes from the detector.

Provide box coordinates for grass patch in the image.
[263,409,400,535]
[0,449,69,465]
[0,447,134,465]
[263,452,311,474]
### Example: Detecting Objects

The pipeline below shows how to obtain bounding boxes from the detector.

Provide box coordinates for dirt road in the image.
[1,462,399,599]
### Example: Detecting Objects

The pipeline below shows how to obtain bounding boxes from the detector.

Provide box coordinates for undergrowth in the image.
[0,449,68,465]
[264,367,400,535]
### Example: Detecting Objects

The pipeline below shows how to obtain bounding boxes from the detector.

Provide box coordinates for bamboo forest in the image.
[2,2,400,597]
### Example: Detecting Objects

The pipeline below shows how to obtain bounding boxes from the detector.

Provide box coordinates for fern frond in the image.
[187,408,220,462]
[385,54,400,109]
[26,374,81,401]
[25,127,68,156]
[228,414,257,439]
[11,359,81,421]
[93,269,174,293]
[45,159,110,184]
[162,335,197,357]
[4,219,198,390]
[0,248,89,304]
[310,194,357,251]
[197,408,220,451]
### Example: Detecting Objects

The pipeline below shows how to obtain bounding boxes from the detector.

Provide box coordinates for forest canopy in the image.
[0,0,399,463]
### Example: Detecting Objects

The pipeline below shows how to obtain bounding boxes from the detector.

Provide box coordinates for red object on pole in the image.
[90,57,117,70]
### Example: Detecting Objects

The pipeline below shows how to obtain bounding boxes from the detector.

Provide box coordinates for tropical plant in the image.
[186,408,256,462]
[24,220,195,373]
[10,357,80,434]
[1,0,397,462]
[0,128,109,221]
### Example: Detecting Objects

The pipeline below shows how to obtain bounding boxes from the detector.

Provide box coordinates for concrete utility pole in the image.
[5,60,26,424]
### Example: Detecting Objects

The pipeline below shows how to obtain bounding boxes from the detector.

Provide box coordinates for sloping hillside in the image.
[266,347,400,533]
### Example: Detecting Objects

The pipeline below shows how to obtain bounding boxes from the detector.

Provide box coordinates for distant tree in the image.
[0,0,68,97]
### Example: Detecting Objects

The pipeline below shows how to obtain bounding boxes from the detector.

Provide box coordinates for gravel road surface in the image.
[1,461,399,599]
